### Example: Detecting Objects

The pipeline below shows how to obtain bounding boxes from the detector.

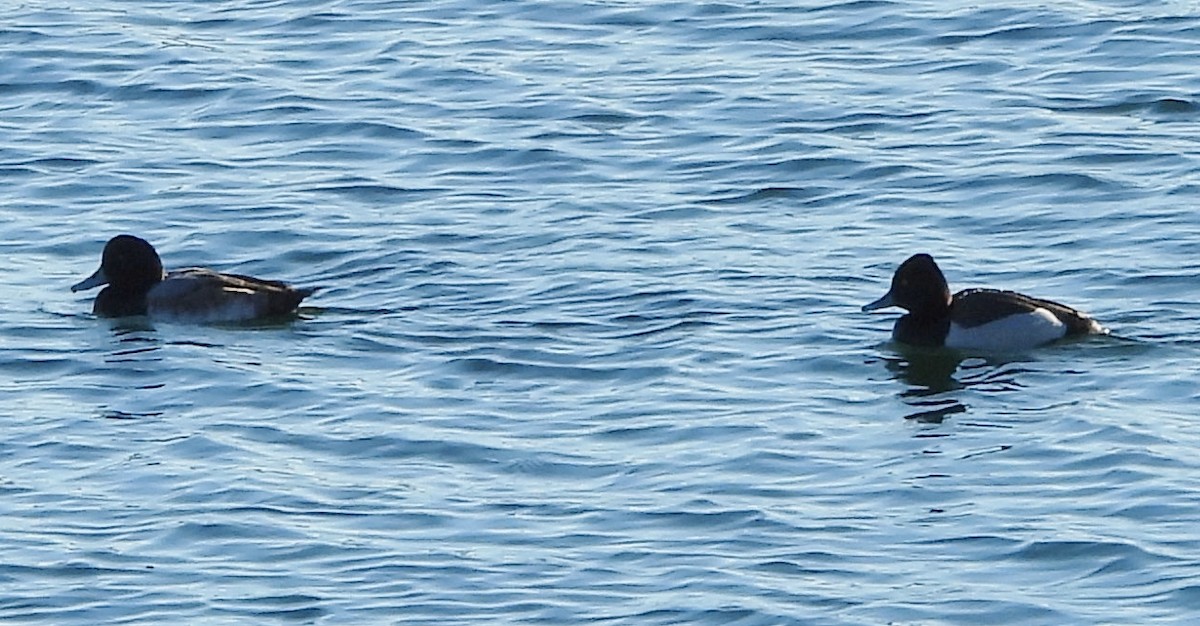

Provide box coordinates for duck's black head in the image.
[862,253,952,316]
[72,234,164,295]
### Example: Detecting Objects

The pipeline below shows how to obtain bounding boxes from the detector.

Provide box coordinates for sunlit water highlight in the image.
[3,1,1200,624]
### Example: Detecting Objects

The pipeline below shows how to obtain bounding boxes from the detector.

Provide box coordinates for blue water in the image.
[4,1,1200,623]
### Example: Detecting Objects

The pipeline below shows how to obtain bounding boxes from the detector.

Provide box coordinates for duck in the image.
[862,253,1105,351]
[71,234,315,323]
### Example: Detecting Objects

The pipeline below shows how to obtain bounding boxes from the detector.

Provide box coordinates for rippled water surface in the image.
[4,1,1200,623]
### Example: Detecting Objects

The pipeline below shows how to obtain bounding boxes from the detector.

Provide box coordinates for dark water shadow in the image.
[105,320,163,361]
[871,333,1137,423]
[875,346,968,423]
[871,343,1045,423]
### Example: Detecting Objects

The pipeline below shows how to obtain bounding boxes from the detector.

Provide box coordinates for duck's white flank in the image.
[944,307,1067,351]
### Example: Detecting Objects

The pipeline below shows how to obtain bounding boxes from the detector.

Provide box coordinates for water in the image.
[3,1,1200,623]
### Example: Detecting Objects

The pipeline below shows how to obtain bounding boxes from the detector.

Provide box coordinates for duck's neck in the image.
[94,285,150,317]
[895,310,952,347]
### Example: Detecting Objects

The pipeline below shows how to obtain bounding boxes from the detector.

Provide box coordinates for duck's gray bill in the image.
[861,291,894,313]
[71,267,108,292]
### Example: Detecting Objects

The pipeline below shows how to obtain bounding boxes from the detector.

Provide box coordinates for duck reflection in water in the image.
[875,346,1028,423]
[874,347,966,423]
[874,333,1085,422]
[886,346,964,394]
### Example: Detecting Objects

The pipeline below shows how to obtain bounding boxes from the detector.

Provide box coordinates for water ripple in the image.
[3,1,1200,624]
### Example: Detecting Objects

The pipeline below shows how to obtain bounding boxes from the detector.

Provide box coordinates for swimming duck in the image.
[72,234,315,323]
[862,253,1105,351]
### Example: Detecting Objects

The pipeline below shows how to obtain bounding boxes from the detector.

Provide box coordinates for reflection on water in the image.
[888,348,964,396]
[102,409,164,420]
[9,0,1195,621]
[876,346,1034,423]
[106,325,162,362]
[904,401,967,424]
